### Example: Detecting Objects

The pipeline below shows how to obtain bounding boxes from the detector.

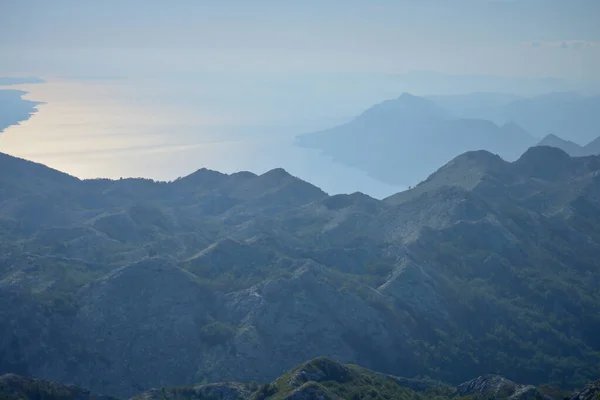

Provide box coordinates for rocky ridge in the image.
[0,148,599,396]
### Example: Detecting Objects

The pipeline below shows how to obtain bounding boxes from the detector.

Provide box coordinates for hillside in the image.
[5,358,597,400]
[0,373,117,400]
[0,148,599,397]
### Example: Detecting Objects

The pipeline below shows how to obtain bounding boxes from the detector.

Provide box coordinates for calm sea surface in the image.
[0,78,404,198]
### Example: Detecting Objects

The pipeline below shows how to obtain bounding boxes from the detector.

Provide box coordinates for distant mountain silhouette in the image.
[584,136,600,155]
[427,92,600,145]
[426,92,522,118]
[537,134,589,157]
[535,134,600,157]
[296,93,536,186]
[485,92,600,145]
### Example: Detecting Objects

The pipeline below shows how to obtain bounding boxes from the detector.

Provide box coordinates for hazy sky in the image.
[1,0,599,80]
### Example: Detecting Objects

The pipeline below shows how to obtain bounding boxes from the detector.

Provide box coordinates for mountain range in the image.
[2,358,600,400]
[427,92,600,145]
[0,146,599,397]
[297,92,600,187]
[536,134,600,157]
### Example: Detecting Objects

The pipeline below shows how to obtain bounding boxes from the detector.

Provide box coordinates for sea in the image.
[0,75,405,199]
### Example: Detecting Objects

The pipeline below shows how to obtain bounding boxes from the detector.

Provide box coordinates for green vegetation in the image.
[2,359,599,400]
[199,321,237,346]
[0,374,117,400]
[1,147,600,396]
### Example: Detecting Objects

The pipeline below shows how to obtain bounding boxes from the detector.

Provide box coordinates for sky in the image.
[1,0,600,81]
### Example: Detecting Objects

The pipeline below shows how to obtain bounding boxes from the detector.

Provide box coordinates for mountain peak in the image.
[384,150,509,206]
[517,145,571,162]
[536,134,587,157]
[357,93,448,122]
[436,150,508,177]
[397,92,418,99]
[514,145,575,180]
[171,167,227,189]
[541,133,561,141]
[584,136,600,155]
[260,167,293,180]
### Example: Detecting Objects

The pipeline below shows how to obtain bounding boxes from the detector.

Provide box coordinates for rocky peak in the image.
[357,92,449,122]
[457,375,552,400]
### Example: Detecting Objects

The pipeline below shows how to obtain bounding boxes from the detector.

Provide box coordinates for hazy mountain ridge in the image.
[493,93,600,145]
[427,92,600,145]
[3,358,598,400]
[536,134,600,157]
[297,91,600,187]
[296,93,538,186]
[0,148,599,396]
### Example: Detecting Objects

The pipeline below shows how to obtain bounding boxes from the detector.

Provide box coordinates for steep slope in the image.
[570,379,600,400]
[7,358,591,400]
[250,357,445,400]
[69,258,217,396]
[296,93,535,186]
[1,149,599,396]
[0,373,116,400]
[0,153,80,196]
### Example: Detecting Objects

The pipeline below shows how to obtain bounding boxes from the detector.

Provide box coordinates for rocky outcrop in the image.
[570,379,600,400]
[2,361,598,400]
[201,262,402,384]
[457,375,552,400]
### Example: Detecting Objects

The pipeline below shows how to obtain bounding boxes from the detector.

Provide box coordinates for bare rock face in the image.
[198,262,402,384]
[570,380,600,400]
[457,375,552,400]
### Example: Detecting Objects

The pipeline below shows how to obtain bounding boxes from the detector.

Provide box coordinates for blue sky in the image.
[1,0,599,80]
